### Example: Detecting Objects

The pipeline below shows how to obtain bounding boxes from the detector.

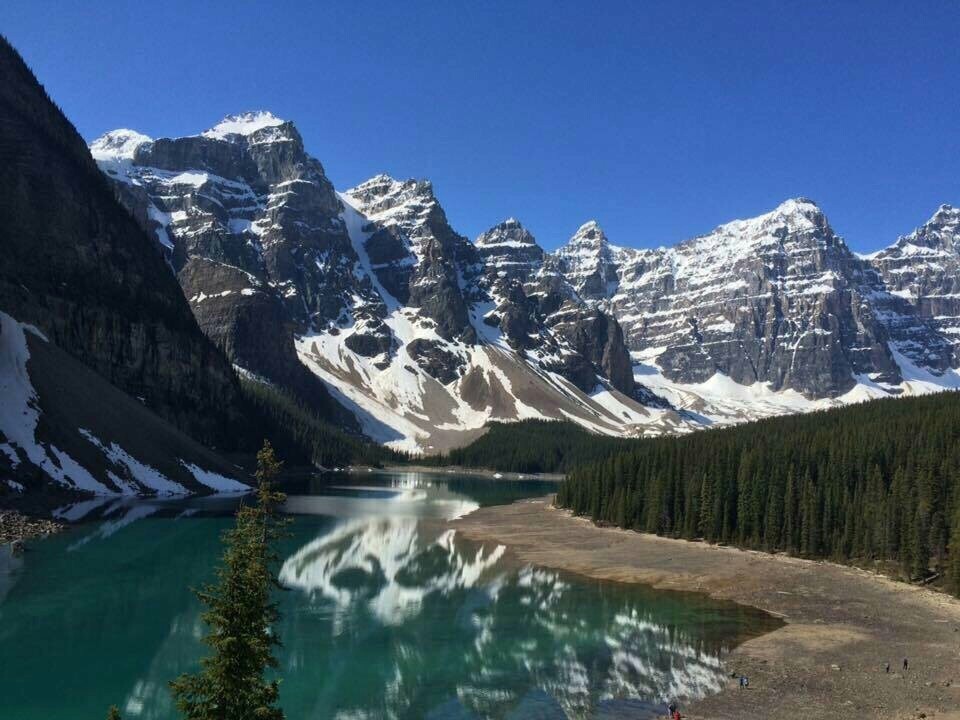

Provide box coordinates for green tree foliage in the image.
[556,392,960,595]
[169,441,290,719]
[106,706,121,720]
[241,379,407,469]
[428,420,635,473]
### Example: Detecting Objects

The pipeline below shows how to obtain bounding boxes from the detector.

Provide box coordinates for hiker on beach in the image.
[903,657,908,672]
[739,676,749,690]
[884,661,890,673]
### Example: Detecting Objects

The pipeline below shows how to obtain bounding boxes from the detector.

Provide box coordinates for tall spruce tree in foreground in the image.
[170,441,288,720]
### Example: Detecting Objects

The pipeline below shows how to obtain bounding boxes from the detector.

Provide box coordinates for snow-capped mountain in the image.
[90,112,960,453]
[553,200,960,425]
[557,199,904,397]
[92,115,672,452]
[869,205,960,367]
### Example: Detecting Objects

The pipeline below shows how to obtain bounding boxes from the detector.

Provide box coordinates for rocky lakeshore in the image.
[454,497,960,720]
[0,510,65,546]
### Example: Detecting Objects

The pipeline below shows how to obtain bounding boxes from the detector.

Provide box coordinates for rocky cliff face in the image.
[344,175,483,344]
[89,108,959,451]
[91,114,361,429]
[475,218,637,398]
[0,37,249,449]
[556,200,909,398]
[868,205,960,368]
[0,37,251,500]
[93,120,660,452]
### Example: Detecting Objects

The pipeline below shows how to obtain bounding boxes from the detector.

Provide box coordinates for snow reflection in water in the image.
[278,515,729,719]
[0,474,768,720]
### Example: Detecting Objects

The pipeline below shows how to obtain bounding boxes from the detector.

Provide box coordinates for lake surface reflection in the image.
[0,471,775,719]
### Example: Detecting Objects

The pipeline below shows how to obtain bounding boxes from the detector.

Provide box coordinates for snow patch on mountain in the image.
[78,429,188,496]
[89,129,153,161]
[179,461,249,493]
[634,351,960,432]
[202,111,285,139]
[0,312,113,494]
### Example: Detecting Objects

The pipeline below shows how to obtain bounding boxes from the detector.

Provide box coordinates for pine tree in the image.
[783,468,797,553]
[947,504,960,596]
[170,440,289,720]
[910,502,931,581]
[697,473,714,541]
[763,477,784,551]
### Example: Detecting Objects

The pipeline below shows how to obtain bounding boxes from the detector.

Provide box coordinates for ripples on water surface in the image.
[0,471,777,719]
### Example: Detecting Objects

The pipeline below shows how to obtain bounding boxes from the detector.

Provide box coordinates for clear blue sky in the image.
[3,1,958,252]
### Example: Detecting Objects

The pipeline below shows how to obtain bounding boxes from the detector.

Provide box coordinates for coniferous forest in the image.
[430,420,636,473]
[555,391,960,596]
[240,380,406,469]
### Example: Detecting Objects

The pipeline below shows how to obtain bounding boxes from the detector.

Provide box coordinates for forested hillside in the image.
[430,420,634,474]
[241,381,405,470]
[556,391,960,595]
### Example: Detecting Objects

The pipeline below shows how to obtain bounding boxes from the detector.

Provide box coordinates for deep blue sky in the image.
[3,1,958,252]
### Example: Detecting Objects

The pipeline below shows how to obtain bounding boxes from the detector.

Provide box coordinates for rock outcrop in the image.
[0,38,251,499]
[868,205,960,368]
[88,107,960,451]
[91,114,361,429]
[0,36,249,449]
[475,218,639,398]
[92,121,657,452]
[556,200,905,398]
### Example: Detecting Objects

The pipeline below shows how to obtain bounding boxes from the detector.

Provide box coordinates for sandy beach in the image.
[453,496,960,719]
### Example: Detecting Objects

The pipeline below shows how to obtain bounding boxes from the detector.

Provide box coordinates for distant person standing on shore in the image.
[903,657,908,672]
[884,661,890,673]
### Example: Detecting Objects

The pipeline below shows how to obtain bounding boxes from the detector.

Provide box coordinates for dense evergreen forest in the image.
[428,420,634,473]
[241,380,405,469]
[556,391,960,595]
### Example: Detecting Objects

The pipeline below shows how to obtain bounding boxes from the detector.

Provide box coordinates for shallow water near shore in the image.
[0,471,777,719]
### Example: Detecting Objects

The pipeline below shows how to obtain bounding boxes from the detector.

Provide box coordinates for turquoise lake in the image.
[0,472,776,719]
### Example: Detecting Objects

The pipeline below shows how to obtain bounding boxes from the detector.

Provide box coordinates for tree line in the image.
[556,391,960,596]
[427,419,636,473]
[241,379,408,469]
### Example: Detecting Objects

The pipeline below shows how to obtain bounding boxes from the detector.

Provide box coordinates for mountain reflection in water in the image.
[0,472,773,720]
[277,516,728,719]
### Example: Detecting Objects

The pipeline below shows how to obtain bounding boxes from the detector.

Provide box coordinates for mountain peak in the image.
[772,197,824,221]
[557,220,608,257]
[202,111,286,140]
[347,174,436,206]
[575,219,604,235]
[89,129,152,161]
[928,203,960,226]
[476,218,539,248]
[705,197,827,240]
[363,172,398,184]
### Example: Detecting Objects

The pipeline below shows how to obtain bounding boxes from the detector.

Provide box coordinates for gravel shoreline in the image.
[454,496,960,720]
[358,464,566,482]
[0,510,65,546]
